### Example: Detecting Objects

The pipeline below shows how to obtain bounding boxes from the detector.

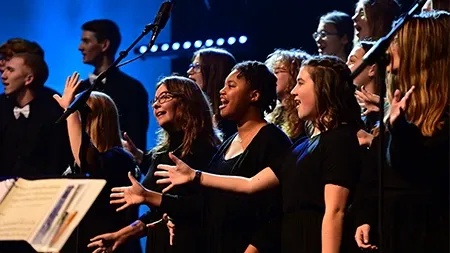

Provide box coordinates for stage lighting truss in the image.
[134,36,248,58]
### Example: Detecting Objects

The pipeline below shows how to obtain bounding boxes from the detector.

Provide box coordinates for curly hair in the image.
[265,49,311,139]
[302,55,362,132]
[152,76,222,158]
[232,61,278,117]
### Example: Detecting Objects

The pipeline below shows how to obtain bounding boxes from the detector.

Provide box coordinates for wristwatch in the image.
[193,170,202,184]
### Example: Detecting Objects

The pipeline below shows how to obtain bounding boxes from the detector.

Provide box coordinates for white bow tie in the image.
[13,104,30,119]
[88,74,107,85]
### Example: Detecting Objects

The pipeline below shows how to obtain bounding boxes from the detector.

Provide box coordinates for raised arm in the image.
[155,152,280,194]
[53,72,83,166]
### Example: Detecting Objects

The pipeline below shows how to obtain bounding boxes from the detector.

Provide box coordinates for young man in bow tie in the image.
[0,53,72,177]
[77,19,149,153]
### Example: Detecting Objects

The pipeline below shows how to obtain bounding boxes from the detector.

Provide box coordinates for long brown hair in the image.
[193,48,236,116]
[387,10,449,136]
[265,49,310,139]
[302,55,362,132]
[152,76,222,158]
[85,91,122,152]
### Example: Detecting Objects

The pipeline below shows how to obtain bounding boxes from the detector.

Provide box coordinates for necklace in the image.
[171,143,183,154]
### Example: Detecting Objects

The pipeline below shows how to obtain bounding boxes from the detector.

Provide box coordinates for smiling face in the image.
[219,69,257,121]
[291,66,318,121]
[315,22,347,57]
[152,84,180,130]
[346,45,372,87]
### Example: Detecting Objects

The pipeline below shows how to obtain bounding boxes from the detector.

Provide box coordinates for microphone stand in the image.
[350,1,426,252]
[56,23,156,123]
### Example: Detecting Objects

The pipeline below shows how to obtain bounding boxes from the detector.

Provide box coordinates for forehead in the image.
[225,69,243,82]
[350,45,365,57]
[155,83,168,96]
[317,22,338,33]
[193,54,201,63]
[298,66,312,81]
[5,57,25,68]
[81,30,97,41]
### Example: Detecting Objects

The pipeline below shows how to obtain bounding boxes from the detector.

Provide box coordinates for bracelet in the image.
[193,170,202,184]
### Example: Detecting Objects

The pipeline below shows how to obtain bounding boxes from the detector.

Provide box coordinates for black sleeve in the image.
[159,192,204,220]
[321,127,361,190]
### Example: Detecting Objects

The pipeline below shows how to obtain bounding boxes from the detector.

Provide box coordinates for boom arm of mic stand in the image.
[55,23,156,123]
[350,0,427,80]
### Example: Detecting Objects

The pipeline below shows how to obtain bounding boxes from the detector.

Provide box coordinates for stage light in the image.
[172,42,180,50]
[194,40,202,48]
[161,43,170,51]
[183,41,191,49]
[216,38,225,46]
[134,35,249,57]
[239,36,248,44]
[139,45,148,54]
[227,37,236,45]
[205,39,214,47]
[150,45,158,52]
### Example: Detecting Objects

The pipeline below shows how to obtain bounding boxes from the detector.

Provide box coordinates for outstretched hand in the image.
[389,86,415,126]
[53,72,82,109]
[155,153,196,193]
[110,172,146,212]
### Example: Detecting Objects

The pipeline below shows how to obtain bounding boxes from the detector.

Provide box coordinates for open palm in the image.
[389,86,415,126]
[53,72,82,109]
[110,172,146,212]
[155,153,196,193]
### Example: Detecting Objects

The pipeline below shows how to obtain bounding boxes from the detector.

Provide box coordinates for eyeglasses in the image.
[151,92,181,105]
[312,31,339,40]
[187,62,201,73]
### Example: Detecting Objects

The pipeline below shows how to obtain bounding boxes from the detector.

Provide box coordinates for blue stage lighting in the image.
[227,37,236,45]
[205,39,214,47]
[216,38,225,46]
[172,42,180,50]
[150,45,158,52]
[239,36,248,44]
[161,43,170,51]
[194,40,202,48]
[139,45,148,54]
[183,41,191,49]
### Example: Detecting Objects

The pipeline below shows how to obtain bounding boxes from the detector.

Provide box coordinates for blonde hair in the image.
[265,49,310,139]
[387,11,449,136]
[85,91,122,152]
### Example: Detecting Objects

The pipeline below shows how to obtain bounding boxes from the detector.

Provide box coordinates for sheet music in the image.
[0,178,105,252]
[0,179,67,241]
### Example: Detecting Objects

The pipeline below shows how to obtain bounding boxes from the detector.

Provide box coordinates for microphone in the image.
[149,1,173,45]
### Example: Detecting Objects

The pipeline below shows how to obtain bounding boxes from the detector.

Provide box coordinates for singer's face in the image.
[291,67,317,121]
[187,55,204,89]
[352,4,370,39]
[315,22,347,58]
[272,62,291,99]
[78,31,104,65]
[1,57,32,95]
[219,70,254,121]
[152,84,178,130]
[386,39,400,73]
[346,46,373,88]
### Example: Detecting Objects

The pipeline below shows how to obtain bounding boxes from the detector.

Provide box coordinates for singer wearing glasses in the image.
[187,47,237,140]
[314,11,354,61]
[88,76,221,253]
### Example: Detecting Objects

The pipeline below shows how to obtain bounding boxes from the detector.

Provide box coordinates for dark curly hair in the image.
[302,55,362,132]
[232,61,278,117]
